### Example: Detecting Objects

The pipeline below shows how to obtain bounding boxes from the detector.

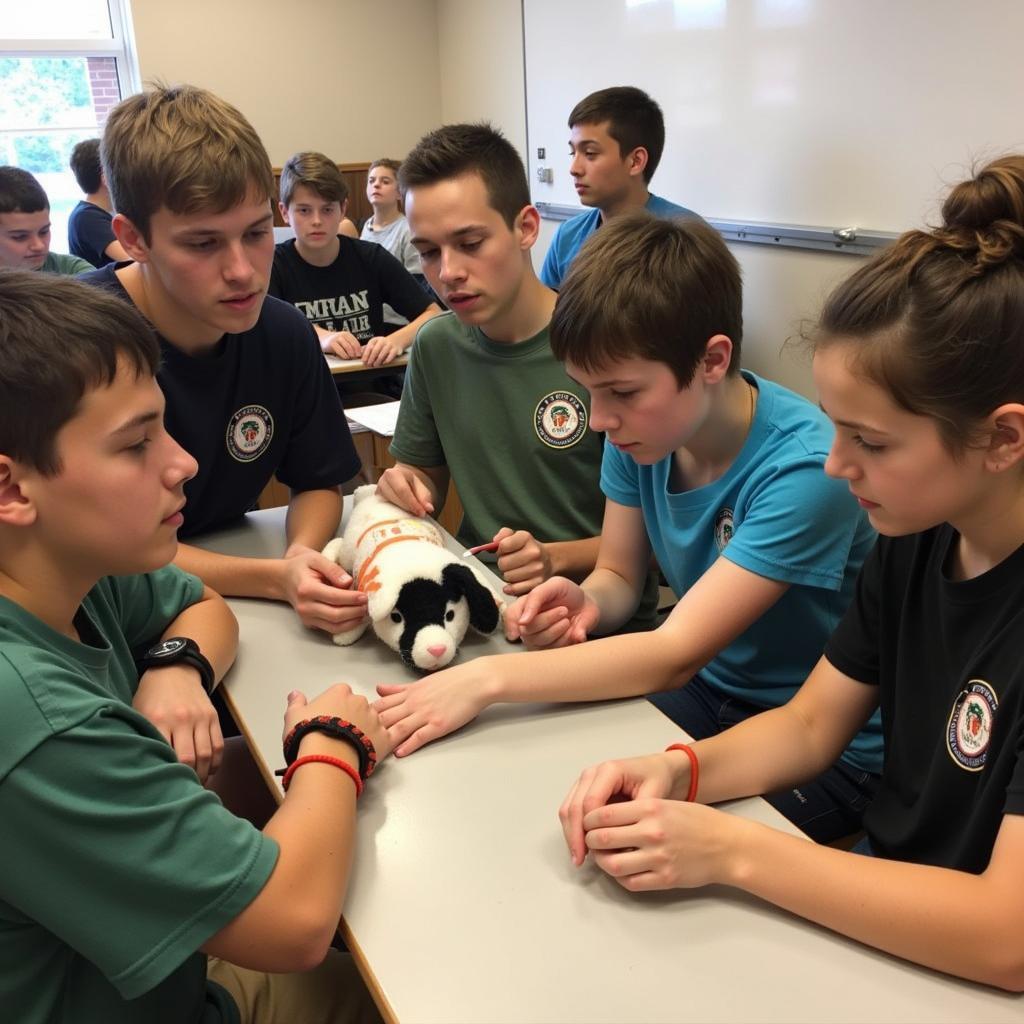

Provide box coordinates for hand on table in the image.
[281,543,368,635]
[134,665,224,783]
[323,330,363,359]
[576,795,733,892]
[558,751,691,866]
[362,335,403,367]
[376,467,434,518]
[505,576,599,648]
[492,527,552,597]
[373,660,493,757]
[284,683,393,763]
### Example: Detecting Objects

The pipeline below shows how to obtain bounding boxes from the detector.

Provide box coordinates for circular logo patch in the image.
[714,507,735,551]
[534,391,587,449]
[226,405,274,463]
[946,679,998,771]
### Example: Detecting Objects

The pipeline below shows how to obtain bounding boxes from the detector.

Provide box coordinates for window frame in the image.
[0,0,141,99]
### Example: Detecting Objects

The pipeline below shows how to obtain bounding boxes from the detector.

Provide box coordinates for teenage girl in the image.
[558,155,1024,990]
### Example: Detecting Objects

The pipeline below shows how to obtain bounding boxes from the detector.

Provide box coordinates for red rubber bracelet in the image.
[665,743,699,803]
[281,754,363,796]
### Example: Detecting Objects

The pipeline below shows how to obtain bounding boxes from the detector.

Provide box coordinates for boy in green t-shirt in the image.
[0,271,388,1022]
[378,123,655,614]
[0,165,93,275]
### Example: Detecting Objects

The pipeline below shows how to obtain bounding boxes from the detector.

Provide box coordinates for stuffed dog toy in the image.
[322,486,502,671]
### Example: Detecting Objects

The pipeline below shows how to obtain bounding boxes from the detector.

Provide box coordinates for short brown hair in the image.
[70,138,103,194]
[399,123,530,229]
[279,152,349,207]
[569,86,666,184]
[0,269,159,475]
[102,83,275,244]
[0,166,48,214]
[816,154,1024,452]
[369,158,401,176]
[551,213,743,386]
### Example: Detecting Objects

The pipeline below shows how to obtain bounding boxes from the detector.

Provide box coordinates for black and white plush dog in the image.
[322,486,502,671]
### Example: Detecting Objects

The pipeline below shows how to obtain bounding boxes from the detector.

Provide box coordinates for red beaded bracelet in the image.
[279,754,363,796]
[665,743,700,803]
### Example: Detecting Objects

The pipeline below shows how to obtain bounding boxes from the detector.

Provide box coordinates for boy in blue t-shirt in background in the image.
[375,212,881,844]
[540,85,705,289]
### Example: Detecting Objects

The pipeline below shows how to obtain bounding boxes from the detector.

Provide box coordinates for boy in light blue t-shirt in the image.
[540,86,706,289]
[374,212,881,844]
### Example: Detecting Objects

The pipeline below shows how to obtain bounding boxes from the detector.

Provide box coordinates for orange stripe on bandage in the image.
[356,518,405,549]
[354,535,426,593]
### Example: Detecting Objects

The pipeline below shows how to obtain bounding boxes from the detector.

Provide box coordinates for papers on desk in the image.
[345,401,400,437]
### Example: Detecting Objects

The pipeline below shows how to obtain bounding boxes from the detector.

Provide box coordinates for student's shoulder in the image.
[44,252,94,276]
[554,207,602,247]
[754,373,836,460]
[411,309,468,353]
[250,293,322,349]
[77,261,123,292]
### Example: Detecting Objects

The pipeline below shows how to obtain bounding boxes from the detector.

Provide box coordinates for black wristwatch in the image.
[136,637,216,695]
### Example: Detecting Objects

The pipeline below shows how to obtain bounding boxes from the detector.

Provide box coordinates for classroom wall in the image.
[436,0,527,158]
[129,0,443,167]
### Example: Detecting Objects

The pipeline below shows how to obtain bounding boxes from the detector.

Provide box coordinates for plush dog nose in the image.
[427,644,447,658]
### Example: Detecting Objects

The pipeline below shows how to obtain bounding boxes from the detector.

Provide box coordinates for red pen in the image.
[462,540,501,558]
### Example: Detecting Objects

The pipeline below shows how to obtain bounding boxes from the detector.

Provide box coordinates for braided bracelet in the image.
[282,715,378,781]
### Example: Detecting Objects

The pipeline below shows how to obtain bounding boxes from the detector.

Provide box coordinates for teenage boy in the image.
[67,137,130,268]
[376,123,656,622]
[271,151,441,369]
[540,86,704,290]
[375,214,882,844]
[0,270,387,1022]
[0,165,92,275]
[85,85,367,638]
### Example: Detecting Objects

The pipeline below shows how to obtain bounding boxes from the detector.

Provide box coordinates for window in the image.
[0,0,140,251]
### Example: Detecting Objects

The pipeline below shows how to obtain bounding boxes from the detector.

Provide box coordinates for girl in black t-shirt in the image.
[557,156,1024,991]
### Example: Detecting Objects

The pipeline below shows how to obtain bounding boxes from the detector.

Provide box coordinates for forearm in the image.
[160,587,239,686]
[547,536,601,582]
[206,737,360,971]
[491,625,695,704]
[581,566,644,633]
[174,543,287,601]
[721,817,1024,990]
[683,703,850,805]
[286,487,343,550]
[312,324,333,351]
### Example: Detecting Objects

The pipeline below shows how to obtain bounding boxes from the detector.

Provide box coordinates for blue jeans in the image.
[648,676,878,844]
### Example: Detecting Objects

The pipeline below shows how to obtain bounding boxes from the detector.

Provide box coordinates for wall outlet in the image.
[535,166,553,184]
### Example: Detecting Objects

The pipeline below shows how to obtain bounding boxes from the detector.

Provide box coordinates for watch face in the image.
[151,638,187,658]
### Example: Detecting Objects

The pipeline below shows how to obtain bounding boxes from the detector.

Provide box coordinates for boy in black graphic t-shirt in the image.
[82,85,368,639]
[269,151,440,371]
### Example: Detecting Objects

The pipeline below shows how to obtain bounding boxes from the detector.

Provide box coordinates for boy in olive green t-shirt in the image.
[379,124,656,620]
[0,271,386,1022]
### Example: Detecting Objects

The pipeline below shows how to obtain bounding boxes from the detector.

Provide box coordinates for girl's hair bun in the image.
[939,156,1024,271]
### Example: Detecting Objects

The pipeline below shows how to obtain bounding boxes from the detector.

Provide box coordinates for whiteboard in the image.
[524,0,1024,237]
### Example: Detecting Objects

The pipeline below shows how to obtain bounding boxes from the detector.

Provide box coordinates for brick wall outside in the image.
[87,57,120,126]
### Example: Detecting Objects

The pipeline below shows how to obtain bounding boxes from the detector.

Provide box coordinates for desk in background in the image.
[197,508,1020,1024]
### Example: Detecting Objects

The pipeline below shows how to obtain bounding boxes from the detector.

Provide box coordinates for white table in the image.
[199,509,1023,1024]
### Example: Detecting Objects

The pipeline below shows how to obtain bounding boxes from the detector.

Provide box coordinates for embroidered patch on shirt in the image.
[226,405,274,463]
[714,507,735,551]
[946,679,998,771]
[534,391,587,449]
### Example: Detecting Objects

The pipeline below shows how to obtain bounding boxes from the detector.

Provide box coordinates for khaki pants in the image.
[208,949,384,1024]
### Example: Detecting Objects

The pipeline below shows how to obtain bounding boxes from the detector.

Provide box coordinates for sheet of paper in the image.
[344,401,401,437]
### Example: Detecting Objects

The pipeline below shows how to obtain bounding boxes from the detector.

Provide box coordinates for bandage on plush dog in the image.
[322,486,502,671]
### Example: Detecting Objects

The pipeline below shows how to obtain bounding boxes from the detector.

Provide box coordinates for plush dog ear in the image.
[441,563,500,634]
